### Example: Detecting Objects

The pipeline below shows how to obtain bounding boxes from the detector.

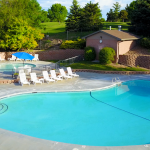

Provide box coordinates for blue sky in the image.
[37,0,133,19]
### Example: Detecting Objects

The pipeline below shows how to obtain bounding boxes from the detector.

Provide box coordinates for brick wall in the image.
[0,49,84,61]
[119,55,150,69]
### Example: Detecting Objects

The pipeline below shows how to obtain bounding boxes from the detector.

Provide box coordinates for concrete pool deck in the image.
[0,62,150,150]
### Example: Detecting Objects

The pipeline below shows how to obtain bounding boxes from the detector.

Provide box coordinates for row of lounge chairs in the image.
[0,54,39,61]
[19,67,79,86]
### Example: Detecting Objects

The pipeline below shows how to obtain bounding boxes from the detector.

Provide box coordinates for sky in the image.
[37,0,133,20]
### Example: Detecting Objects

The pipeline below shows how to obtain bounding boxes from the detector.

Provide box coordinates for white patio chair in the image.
[50,70,63,81]
[59,69,72,79]
[8,55,16,61]
[42,71,55,83]
[19,73,30,86]
[19,69,24,74]
[0,56,5,61]
[32,54,39,61]
[67,67,79,77]
[30,73,43,85]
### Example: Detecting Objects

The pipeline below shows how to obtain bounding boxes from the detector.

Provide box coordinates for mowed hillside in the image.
[40,22,130,40]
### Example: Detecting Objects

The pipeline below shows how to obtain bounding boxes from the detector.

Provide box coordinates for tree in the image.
[119,10,128,22]
[65,0,81,30]
[0,0,49,28]
[47,4,67,23]
[112,2,121,21]
[80,2,102,30]
[125,1,136,21]
[107,9,115,22]
[0,0,45,51]
[0,18,44,51]
[40,10,50,23]
[130,0,150,36]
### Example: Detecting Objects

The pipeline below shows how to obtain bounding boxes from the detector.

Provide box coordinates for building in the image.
[83,30,140,62]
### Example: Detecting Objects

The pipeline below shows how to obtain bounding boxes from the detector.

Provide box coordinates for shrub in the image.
[99,47,116,64]
[84,46,96,61]
[60,39,86,49]
[140,37,150,49]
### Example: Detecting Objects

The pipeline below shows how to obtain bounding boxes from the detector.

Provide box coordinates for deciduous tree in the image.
[47,4,67,23]
[119,10,128,22]
[0,18,44,51]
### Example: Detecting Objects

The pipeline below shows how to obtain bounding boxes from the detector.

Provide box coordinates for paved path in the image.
[0,64,150,150]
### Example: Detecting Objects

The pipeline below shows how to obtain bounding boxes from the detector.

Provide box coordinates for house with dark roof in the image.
[82,30,140,62]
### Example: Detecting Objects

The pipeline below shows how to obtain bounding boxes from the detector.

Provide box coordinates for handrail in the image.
[55,55,83,69]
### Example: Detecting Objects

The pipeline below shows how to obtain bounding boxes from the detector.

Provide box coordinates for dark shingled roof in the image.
[82,30,140,41]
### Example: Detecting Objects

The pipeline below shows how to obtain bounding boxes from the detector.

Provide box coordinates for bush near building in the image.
[99,47,115,64]
[140,37,150,49]
[84,46,96,61]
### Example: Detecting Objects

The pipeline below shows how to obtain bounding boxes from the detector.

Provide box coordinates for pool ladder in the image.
[112,77,122,86]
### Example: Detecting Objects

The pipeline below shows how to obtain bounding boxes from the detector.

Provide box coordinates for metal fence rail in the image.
[55,55,83,69]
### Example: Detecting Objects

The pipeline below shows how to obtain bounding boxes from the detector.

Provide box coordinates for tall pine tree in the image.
[65,0,81,31]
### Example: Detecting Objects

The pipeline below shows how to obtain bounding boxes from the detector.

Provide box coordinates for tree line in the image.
[0,0,149,51]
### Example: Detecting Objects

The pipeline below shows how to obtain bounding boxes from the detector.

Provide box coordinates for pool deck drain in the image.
[0,68,150,150]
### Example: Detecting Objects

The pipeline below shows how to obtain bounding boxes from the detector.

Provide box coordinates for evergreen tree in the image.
[113,2,121,21]
[125,1,136,21]
[130,0,150,36]
[80,2,102,31]
[47,4,67,23]
[65,0,81,31]
[107,9,115,22]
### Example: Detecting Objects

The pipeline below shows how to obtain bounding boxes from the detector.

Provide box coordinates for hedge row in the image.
[60,39,86,49]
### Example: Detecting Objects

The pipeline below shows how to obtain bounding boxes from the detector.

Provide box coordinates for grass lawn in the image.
[68,61,149,71]
[40,22,130,40]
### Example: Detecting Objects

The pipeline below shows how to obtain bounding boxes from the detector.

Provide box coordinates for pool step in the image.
[0,103,8,114]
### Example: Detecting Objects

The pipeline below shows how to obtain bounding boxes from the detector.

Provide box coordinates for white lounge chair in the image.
[59,69,72,79]
[30,73,43,85]
[19,73,30,86]
[32,54,39,61]
[50,70,63,81]
[67,67,79,77]
[42,71,55,83]
[8,55,16,61]
[0,56,5,61]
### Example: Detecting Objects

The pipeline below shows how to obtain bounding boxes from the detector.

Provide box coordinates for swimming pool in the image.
[0,79,150,146]
[0,63,36,71]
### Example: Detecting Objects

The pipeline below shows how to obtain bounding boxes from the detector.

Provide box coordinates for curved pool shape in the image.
[0,80,150,146]
[0,63,36,70]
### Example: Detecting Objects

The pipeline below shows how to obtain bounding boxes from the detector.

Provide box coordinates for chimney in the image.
[118,26,121,31]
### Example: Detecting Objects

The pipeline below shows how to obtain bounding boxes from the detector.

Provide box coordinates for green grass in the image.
[68,61,148,71]
[40,22,130,40]
[102,22,130,31]
[46,60,59,63]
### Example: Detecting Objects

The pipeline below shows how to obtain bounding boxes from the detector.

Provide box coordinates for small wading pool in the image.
[0,80,150,146]
[0,63,36,71]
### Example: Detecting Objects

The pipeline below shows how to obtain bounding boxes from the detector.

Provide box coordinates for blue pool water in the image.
[0,80,150,146]
[0,63,36,70]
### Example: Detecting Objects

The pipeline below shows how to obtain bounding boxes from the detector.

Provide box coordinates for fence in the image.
[55,55,84,69]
